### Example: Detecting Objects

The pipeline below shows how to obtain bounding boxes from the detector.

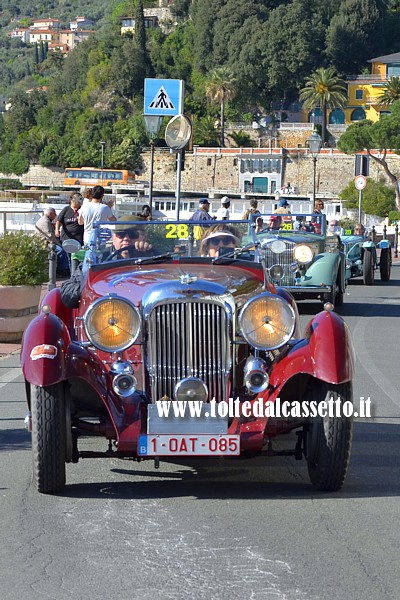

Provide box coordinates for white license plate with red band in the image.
[138,434,240,456]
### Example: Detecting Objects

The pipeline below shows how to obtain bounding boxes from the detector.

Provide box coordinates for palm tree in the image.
[205,67,236,147]
[228,130,254,148]
[299,67,347,146]
[377,76,400,107]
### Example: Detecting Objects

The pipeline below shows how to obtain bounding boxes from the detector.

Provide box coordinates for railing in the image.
[279,123,314,130]
[347,74,389,81]
[225,122,253,130]
[0,208,43,233]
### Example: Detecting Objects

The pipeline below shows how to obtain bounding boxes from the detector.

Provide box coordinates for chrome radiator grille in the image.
[264,241,296,286]
[147,301,231,402]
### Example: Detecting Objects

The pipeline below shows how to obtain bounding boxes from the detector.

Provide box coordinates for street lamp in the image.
[144,116,163,218]
[100,141,106,185]
[307,130,322,206]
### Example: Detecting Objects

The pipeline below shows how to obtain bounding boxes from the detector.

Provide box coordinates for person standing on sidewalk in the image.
[35,207,69,275]
[215,196,231,220]
[78,185,116,245]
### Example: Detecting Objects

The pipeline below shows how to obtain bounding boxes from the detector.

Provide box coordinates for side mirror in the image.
[62,239,82,254]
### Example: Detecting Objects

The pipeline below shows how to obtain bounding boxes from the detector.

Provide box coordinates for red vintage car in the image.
[21,218,355,494]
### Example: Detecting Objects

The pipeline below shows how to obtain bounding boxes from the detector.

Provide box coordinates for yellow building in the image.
[302,52,399,126]
[344,52,399,123]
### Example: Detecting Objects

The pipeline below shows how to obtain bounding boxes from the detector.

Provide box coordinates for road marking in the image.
[0,367,22,390]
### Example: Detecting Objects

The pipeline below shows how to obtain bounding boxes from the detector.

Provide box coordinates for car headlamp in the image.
[239,293,295,350]
[293,244,313,264]
[84,296,140,352]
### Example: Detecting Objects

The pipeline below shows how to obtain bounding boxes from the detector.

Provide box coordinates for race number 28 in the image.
[166,224,189,239]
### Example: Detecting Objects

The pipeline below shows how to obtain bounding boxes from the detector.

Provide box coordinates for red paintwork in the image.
[21,259,355,457]
[79,262,266,310]
[21,312,71,387]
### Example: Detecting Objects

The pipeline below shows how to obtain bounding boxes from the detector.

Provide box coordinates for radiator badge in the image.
[30,344,58,360]
[180,273,198,284]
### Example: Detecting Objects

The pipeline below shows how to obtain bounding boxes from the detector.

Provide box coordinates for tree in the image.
[299,67,347,145]
[325,0,384,75]
[205,67,236,147]
[258,0,325,103]
[377,76,400,106]
[339,178,395,217]
[228,130,255,147]
[191,0,224,72]
[338,100,400,209]
[193,115,220,146]
[134,0,151,75]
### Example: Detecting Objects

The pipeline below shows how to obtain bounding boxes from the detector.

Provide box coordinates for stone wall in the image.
[0,164,64,187]
[2,151,400,199]
[143,149,400,197]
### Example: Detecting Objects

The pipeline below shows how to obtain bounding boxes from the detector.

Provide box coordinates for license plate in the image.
[138,434,240,456]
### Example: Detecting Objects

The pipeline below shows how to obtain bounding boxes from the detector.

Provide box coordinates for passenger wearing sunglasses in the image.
[200,225,241,257]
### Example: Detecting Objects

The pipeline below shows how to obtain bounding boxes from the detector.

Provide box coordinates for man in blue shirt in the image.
[190,199,214,222]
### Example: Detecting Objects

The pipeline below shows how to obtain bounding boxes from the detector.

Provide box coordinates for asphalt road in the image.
[1,267,399,600]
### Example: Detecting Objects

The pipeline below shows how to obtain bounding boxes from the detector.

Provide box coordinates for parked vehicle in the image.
[21,218,355,495]
[249,214,346,307]
[342,233,392,285]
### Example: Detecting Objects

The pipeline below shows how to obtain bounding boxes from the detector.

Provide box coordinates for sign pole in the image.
[354,175,366,224]
[175,150,182,221]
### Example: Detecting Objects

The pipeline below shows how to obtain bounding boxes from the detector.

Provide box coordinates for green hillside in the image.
[0,0,399,175]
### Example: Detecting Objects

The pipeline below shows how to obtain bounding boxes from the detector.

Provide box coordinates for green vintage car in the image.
[249,213,346,308]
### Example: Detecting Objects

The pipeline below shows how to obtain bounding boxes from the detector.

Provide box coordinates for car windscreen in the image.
[250,213,326,244]
[91,219,252,263]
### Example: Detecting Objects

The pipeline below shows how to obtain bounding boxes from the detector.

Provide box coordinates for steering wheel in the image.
[104,247,135,261]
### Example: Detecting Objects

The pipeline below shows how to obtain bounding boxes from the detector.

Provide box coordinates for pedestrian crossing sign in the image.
[144,78,184,116]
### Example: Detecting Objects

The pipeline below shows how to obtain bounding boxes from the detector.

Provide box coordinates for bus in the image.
[64,168,135,187]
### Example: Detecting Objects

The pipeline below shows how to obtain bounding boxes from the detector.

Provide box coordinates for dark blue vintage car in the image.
[342,234,392,285]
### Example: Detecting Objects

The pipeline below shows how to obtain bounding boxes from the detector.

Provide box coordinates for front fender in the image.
[21,312,71,387]
[301,252,340,287]
[269,309,355,388]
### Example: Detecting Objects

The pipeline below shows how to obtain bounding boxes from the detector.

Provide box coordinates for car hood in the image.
[80,262,265,309]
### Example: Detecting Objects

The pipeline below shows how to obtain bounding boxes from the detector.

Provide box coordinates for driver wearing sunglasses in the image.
[111,216,152,258]
[200,226,241,257]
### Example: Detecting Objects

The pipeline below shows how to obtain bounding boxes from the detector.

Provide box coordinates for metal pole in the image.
[358,189,362,224]
[175,150,182,221]
[100,141,105,186]
[395,223,398,258]
[48,244,57,291]
[149,140,154,218]
[312,156,317,205]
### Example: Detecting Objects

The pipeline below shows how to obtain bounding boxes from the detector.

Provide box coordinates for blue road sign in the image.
[144,78,184,116]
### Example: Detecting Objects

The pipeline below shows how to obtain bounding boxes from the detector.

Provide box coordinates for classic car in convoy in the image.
[21,218,355,494]
[342,233,392,285]
[249,213,347,307]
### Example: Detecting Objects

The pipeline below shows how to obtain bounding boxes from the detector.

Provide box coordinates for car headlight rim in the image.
[293,244,314,265]
[84,295,141,352]
[239,293,296,351]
